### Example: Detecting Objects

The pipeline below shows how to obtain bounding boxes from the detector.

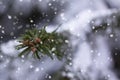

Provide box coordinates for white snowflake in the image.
[8,15,12,19]
[109,34,114,38]
[35,68,40,72]
[30,20,34,23]
[1,30,5,34]
[30,65,34,69]
[51,47,56,51]
[19,0,23,2]
[48,3,52,6]
[48,75,52,79]
[40,67,44,71]
[38,0,42,2]
[1,36,3,39]
[65,40,69,43]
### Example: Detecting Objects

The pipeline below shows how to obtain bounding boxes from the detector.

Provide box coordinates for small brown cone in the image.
[35,38,41,43]
[28,42,35,46]
[31,47,37,53]
[22,40,29,46]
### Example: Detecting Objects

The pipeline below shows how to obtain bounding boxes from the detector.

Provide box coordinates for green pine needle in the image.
[15,26,69,60]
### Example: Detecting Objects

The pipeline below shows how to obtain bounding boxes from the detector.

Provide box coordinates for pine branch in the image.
[15,26,69,60]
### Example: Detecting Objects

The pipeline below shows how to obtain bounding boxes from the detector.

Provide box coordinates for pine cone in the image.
[34,38,41,43]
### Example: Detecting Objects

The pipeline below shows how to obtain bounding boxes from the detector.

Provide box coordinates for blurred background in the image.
[1,0,120,80]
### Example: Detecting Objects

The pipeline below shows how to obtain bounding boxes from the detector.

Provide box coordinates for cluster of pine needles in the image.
[16,26,68,60]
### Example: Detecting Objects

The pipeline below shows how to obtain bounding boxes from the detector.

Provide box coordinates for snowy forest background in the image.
[0,0,120,80]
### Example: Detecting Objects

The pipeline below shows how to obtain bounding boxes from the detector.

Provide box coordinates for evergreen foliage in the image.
[16,26,69,60]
